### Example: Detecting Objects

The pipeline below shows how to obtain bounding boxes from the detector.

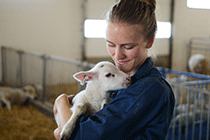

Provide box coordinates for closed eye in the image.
[100,65,104,68]
[124,45,135,50]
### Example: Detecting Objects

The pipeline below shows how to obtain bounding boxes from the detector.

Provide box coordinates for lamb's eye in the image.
[112,74,115,77]
[105,73,112,77]
[100,65,104,68]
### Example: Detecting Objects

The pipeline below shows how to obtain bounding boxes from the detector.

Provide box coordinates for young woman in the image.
[53,0,175,139]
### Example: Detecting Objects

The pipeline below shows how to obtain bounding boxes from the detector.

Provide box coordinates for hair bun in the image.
[141,0,156,10]
[147,0,156,10]
[119,0,156,11]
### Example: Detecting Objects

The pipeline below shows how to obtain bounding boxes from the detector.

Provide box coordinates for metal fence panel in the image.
[160,68,210,140]
[1,46,94,104]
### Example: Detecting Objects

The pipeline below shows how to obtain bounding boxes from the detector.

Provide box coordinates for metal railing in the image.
[1,46,95,104]
[158,68,210,140]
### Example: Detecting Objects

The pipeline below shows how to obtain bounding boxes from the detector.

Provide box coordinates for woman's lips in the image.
[116,61,129,66]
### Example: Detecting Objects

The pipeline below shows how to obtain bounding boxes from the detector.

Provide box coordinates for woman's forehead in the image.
[106,22,144,43]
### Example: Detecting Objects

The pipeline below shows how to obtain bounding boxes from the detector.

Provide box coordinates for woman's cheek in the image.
[128,49,139,58]
[107,47,115,56]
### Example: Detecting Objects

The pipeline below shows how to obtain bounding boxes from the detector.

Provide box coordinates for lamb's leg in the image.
[60,103,86,140]
[1,96,11,111]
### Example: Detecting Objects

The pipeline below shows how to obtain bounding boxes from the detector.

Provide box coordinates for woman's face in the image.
[106,22,153,76]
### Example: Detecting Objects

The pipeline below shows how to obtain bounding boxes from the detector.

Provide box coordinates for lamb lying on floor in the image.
[0,85,37,110]
[54,61,131,140]
[188,54,210,75]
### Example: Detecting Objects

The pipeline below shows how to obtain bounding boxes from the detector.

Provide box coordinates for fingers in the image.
[53,94,70,116]
[67,94,75,104]
[55,94,69,103]
[53,94,75,140]
[67,94,75,99]
[53,94,73,128]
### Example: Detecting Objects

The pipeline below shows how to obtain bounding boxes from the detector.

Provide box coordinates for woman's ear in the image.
[146,36,154,49]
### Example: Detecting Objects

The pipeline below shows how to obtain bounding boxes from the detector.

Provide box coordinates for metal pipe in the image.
[81,0,87,61]
[42,54,48,103]
[169,0,175,69]
[17,50,24,87]
[1,46,6,85]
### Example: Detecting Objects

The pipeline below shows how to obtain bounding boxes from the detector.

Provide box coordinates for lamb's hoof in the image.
[60,135,68,140]
[60,136,67,140]
[60,130,71,140]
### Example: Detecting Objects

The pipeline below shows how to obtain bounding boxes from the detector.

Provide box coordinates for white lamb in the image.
[55,61,131,140]
[0,85,37,110]
[188,54,209,75]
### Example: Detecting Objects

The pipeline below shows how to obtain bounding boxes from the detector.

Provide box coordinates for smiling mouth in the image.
[117,61,129,66]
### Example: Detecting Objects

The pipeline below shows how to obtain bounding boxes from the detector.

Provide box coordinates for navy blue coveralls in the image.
[70,57,175,140]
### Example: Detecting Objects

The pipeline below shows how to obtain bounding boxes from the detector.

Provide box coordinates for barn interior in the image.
[0,0,210,140]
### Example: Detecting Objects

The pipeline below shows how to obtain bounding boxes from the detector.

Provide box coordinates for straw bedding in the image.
[0,105,57,140]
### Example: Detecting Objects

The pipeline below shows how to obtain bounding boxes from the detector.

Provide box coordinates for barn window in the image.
[187,0,210,9]
[84,19,107,38]
[84,19,171,39]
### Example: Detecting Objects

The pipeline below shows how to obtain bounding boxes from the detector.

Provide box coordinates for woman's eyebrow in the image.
[106,40,137,46]
[106,40,113,44]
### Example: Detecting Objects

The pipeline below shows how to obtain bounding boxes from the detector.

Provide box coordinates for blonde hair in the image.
[107,0,157,40]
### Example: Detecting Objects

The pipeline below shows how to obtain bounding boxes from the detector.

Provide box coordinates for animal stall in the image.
[0,46,95,139]
[1,46,95,106]
[158,68,210,140]
[0,46,96,139]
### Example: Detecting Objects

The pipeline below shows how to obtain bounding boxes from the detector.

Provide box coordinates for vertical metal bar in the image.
[81,0,87,61]
[199,92,204,140]
[192,90,197,140]
[169,0,175,69]
[42,54,47,103]
[187,39,192,71]
[185,89,191,140]
[1,46,6,85]
[18,51,23,87]
[178,87,182,140]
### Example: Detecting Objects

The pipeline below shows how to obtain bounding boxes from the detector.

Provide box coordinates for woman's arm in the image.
[71,80,174,140]
[53,94,74,140]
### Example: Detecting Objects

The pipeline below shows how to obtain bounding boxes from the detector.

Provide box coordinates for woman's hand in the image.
[53,94,74,140]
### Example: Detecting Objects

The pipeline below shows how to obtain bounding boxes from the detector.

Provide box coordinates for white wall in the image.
[172,0,210,71]
[0,0,82,60]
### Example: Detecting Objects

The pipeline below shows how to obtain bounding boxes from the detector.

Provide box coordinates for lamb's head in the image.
[73,61,131,91]
[188,54,209,74]
[22,85,37,100]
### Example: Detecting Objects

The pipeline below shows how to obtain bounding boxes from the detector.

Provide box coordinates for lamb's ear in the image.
[73,71,97,85]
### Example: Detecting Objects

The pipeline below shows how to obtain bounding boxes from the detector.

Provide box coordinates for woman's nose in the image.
[115,47,125,60]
